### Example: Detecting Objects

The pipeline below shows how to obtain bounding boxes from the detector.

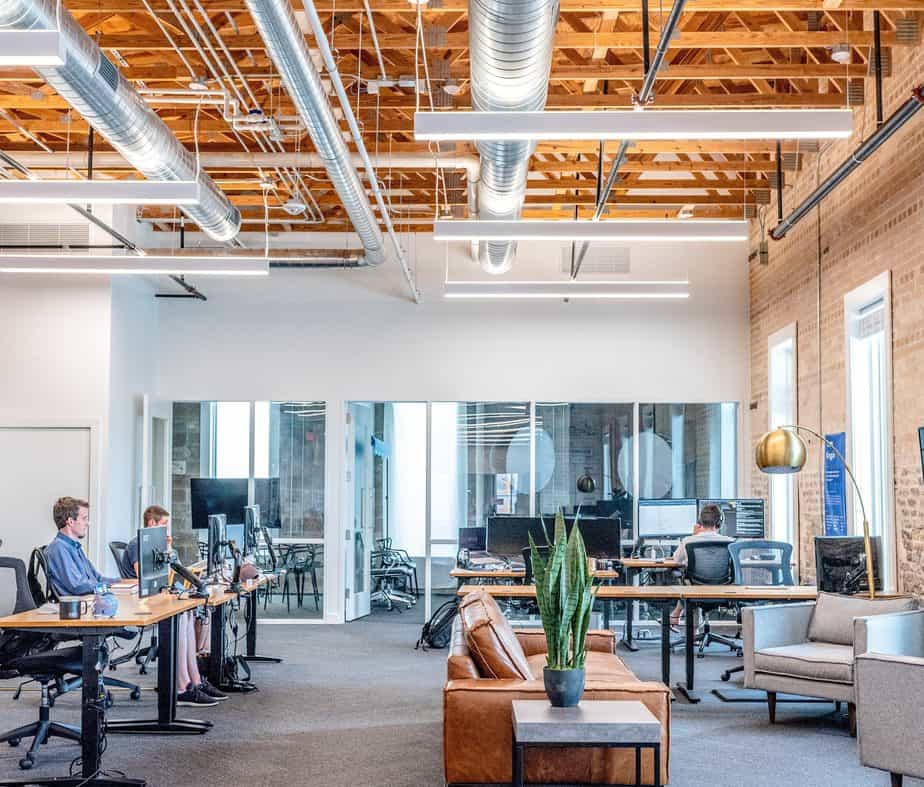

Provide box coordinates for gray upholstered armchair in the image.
[856,610,924,787]
[742,593,920,735]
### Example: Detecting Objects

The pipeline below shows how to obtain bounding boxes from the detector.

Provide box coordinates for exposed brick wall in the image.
[749,21,924,592]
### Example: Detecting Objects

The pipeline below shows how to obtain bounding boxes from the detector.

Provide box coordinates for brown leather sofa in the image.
[444,589,670,785]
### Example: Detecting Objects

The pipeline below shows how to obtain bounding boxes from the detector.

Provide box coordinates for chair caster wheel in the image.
[48,696,55,708]
[721,672,731,682]
[8,737,20,747]
[697,654,705,659]
[19,756,34,770]
[104,691,114,709]
[130,687,141,701]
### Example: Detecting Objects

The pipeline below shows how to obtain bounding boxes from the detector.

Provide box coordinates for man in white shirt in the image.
[669,503,733,625]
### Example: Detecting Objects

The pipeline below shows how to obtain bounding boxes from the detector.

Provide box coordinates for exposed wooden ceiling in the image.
[0,0,920,235]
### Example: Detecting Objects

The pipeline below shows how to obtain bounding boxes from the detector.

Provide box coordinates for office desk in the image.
[0,594,205,787]
[450,567,619,588]
[457,584,818,698]
[206,575,275,690]
[617,559,680,651]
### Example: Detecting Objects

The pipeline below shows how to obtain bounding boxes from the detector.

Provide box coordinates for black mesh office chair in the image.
[109,541,130,579]
[107,540,157,673]
[27,546,144,696]
[0,556,83,770]
[673,541,739,656]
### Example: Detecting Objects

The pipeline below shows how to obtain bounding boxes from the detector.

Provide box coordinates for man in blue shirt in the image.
[45,496,120,597]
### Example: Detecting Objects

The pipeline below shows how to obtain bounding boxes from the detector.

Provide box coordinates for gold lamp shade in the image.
[755,427,808,475]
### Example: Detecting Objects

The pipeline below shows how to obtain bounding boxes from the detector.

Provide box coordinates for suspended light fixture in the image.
[0,255,269,276]
[0,179,202,205]
[433,219,748,243]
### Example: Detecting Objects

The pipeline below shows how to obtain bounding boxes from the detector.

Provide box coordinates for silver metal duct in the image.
[245,0,386,266]
[469,0,559,274]
[0,0,241,242]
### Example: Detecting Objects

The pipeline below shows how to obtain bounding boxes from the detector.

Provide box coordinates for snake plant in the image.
[528,511,598,671]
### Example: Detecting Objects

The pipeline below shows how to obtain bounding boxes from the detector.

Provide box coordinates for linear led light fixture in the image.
[434,220,748,243]
[0,255,269,276]
[415,109,855,141]
[0,179,202,205]
[444,282,689,300]
[0,30,64,66]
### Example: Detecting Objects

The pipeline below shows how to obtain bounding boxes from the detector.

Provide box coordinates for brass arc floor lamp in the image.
[755,424,875,599]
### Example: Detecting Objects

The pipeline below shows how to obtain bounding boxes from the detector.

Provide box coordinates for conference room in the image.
[2,0,924,784]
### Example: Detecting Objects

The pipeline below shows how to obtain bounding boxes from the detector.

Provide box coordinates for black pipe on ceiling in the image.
[770,85,924,241]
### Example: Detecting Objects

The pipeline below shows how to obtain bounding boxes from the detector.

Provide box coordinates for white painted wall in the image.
[106,278,159,569]
[154,233,751,621]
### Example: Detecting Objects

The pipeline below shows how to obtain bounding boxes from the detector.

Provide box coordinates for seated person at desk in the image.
[123,505,225,707]
[669,503,733,626]
[45,496,121,596]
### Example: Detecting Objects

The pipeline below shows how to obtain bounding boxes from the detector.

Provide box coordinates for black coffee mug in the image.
[59,596,90,620]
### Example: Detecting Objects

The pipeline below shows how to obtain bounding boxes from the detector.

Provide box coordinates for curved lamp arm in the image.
[777,423,875,598]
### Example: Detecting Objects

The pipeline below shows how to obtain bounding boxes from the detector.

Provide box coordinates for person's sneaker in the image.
[198,678,229,701]
[177,685,219,707]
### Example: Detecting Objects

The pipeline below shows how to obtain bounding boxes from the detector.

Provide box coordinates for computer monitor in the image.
[815,536,882,594]
[137,525,169,598]
[593,499,620,518]
[243,505,260,556]
[254,477,281,529]
[206,513,227,577]
[637,499,698,539]
[190,478,247,530]
[458,527,487,552]
[577,518,621,559]
[698,498,766,539]
[487,517,557,556]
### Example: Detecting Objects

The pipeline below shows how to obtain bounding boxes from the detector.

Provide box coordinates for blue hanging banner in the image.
[824,432,848,537]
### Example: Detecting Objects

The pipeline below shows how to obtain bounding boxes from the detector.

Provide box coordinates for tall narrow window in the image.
[768,324,797,547]
[845,272,895,592]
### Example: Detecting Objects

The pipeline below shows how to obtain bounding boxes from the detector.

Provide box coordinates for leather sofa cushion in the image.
[526,651,636,683]
[754,642,855,684]
[808,592,916,645]
[459,589,533,680]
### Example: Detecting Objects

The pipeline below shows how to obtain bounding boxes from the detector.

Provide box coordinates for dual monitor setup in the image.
[637,498,766,541]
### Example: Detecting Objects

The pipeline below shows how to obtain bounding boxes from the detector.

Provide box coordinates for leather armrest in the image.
[587,629,615,653]
[514,630,548,656]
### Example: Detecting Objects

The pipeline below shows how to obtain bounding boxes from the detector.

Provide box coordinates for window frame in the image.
[844,271,896,593]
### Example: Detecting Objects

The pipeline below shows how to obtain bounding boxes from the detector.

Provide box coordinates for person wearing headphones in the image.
[669,503,733,626]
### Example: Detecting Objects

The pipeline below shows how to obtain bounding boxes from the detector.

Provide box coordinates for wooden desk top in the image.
[205,574,271,607]
[450,567,619,580]
[457,584,819,602]
[0,594,202,630]
[619,558,680,570]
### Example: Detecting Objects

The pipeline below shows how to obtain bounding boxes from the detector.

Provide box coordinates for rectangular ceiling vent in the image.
[0,223,90,252]
[560,246,630,276]
[96,53,120,92]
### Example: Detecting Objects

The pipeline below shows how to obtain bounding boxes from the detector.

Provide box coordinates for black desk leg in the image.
[108,615,211,735]
[674,600,701,704]
[243,589,281,664]
[0,635,146,786]
[618,568,639,652]
[659,604,671,687]
[208,603,225,688]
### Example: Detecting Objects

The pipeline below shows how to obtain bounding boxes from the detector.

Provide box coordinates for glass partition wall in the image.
[171,401,326,620]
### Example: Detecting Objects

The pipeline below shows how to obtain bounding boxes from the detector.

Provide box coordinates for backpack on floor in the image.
[415,598,459,651]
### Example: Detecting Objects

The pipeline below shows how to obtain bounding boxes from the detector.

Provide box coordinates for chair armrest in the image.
[854,609,924,659]
[856,652,924,779]
[743,602,815,686]
[587,629,616,653]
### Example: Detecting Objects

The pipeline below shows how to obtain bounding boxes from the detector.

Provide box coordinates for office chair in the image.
[27,547,144,696]
[720,540,794,682]
[672,541,739,657]
[375,538,419,597]
[370,546,416,612]
[0,556,83,770]
[107,540,158,674]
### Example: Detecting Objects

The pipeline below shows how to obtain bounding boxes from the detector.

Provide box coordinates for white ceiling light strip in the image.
[0,30,64,66]
[444,282,689,300]
[0,255,269,276]
[415,109,854,142]
[434,219,748,243]
[0,179,202,205]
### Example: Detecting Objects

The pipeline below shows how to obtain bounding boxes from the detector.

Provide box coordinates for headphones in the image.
[697,503,725,530]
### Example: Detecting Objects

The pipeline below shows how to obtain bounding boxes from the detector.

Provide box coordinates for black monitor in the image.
[207,513,227,577]
[190,478,247,530]
[815,536,882,594]
[487,516,558,556]
[243,505,260,556]
[254,477,281,528]
[593,499,620,518]
[459,527,487,552]
[137,525,169,598]
[577,518,621,559]
[698,499,766,539]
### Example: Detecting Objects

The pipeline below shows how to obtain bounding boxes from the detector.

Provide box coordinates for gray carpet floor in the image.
[0,621,916,787]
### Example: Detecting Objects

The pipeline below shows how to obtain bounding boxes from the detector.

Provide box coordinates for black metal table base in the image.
[512,741,661,787]
[106,719,211,735]
[0,777,145,786]
[243,655,281,664]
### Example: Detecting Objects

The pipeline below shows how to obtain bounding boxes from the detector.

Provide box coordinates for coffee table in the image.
[511,699,661,787]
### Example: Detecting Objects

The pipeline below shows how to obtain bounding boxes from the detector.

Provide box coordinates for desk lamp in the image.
[755,424,875,599]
